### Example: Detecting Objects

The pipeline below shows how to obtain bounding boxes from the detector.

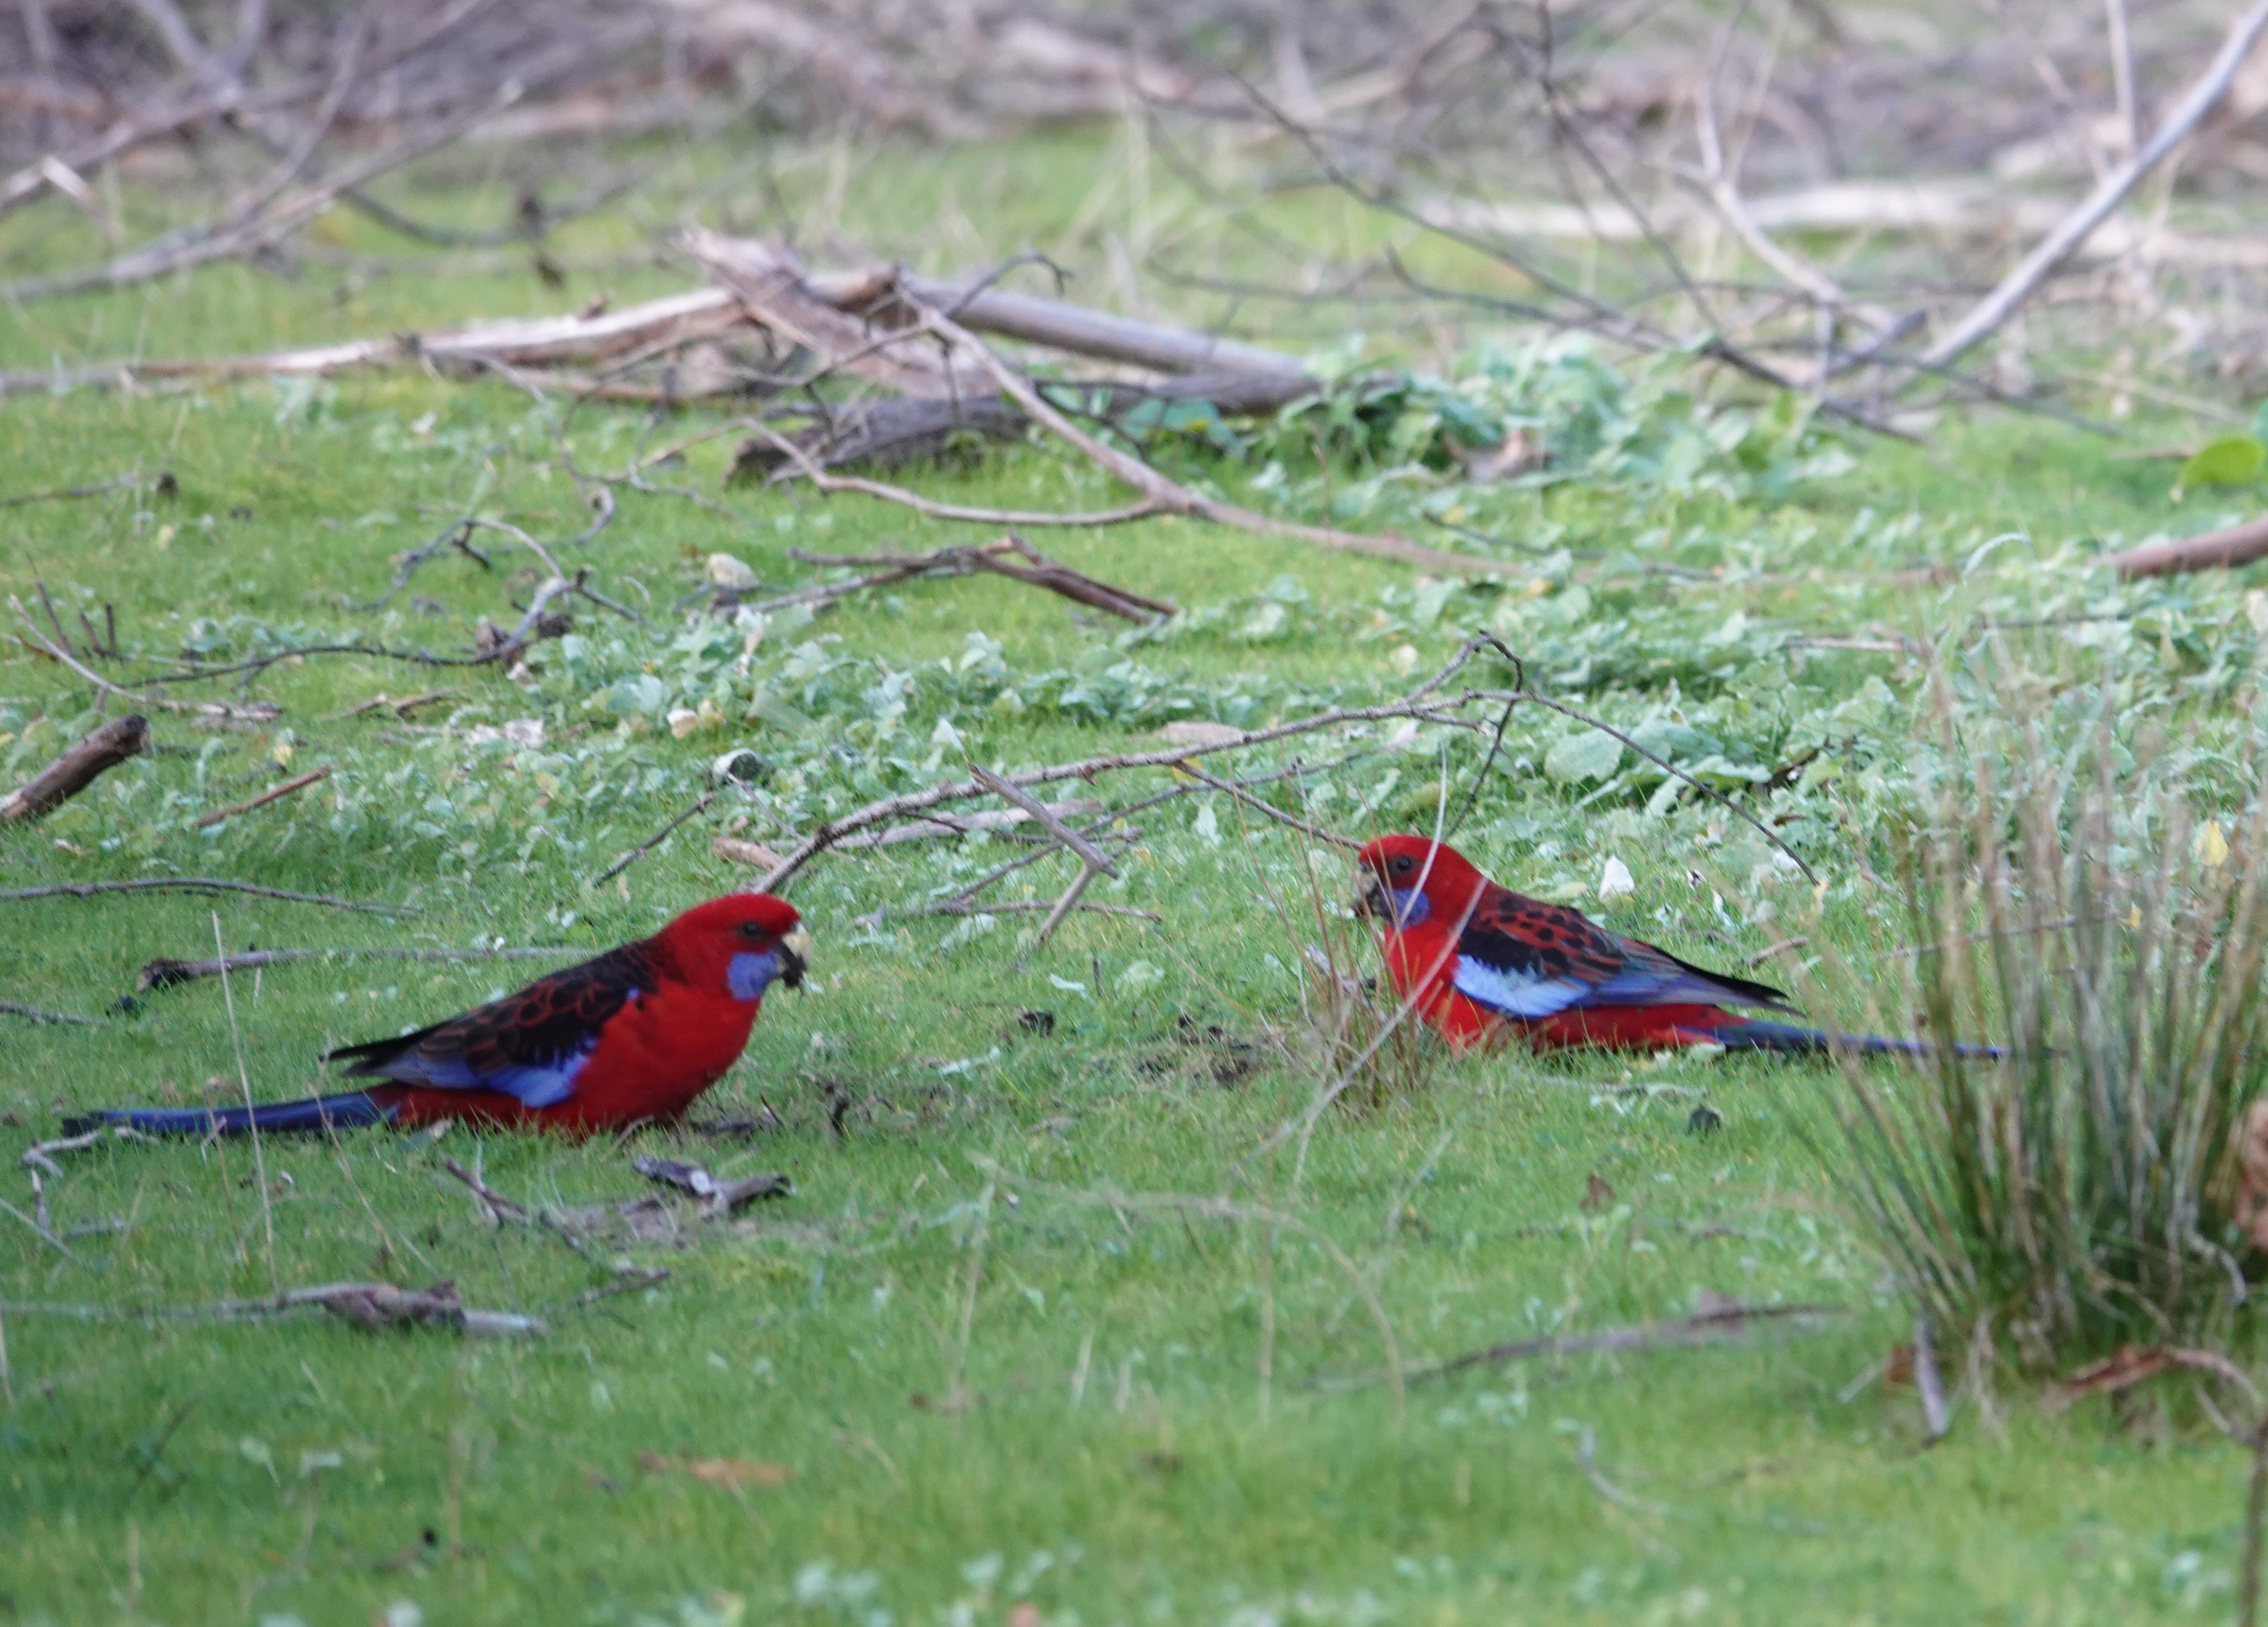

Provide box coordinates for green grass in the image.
[4,134,2268,1626]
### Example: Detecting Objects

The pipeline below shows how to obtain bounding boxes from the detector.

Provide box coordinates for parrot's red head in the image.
[653,893,811,1003]
[1355,835,1487,931]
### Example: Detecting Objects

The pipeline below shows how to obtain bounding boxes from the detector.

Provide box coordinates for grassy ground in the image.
[4,132,2267,1626]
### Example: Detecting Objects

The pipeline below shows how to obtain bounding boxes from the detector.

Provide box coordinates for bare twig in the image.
[439,1155,527,1225]
[0,999,101,1025]
[12,603,280,721]
[1334,1301,1841,1390]
[1919,0,2268,369]
[1,714,148,821]
[592,791,716,886]
[136,943,575,992]
[193,763,332,829]
[1913,1310,1952,1441]
[0,878,400,913]
[0,474,141,509]
[911,296,1529,576]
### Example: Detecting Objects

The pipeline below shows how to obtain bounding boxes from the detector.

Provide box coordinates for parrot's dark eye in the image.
[1391,855,1413,874]
[737,921,767,939]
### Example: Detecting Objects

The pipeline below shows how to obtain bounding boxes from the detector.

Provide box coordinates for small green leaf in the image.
[2177,436,2266,494]
[1545,729,1624,785]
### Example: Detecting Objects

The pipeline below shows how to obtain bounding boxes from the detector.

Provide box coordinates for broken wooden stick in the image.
[781,534,1175,622]
[231,1279,542,1336]
[194,764,333,829]
[2102,514,2268,578]
[1918,0,2268,370]
[135,943,579,992]
[10,602,280,722]
[0,713,147,822]
[1333,1300,1844,1391]
[847,798,1105,851]
[632,1156,793,1214]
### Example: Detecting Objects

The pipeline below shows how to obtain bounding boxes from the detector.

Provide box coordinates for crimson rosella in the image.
[67,894,810,1137]
[1355,835,1992,1057]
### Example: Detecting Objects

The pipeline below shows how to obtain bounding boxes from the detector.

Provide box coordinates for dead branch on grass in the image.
[773,535,1175,622]
[136,943,579,992]
[0,714,148,822]
[193,763,332,829]
[0,878,401,913]
[0,999,102,1026]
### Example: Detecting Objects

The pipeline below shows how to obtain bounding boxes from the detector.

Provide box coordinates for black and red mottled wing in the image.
[323,941,667,1107]
[1448,882,1797,1019]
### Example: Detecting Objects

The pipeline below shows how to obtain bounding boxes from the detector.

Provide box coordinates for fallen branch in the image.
[193,763,332,829]
[2102,516,2268,578]
[0,714,148,822]
[782,534,1175,622]
[849,798,1104,851]
[909,294,1527,576]
[631,1156,793,1213]
[136,943,579,992]
[0,878,401,914]
[1,998,100,1025]
[11,603,280,722]
[439,1156,528,1225]
[1918,0,2268,370]
[223,1279,542,1336]
[1337,1300,1842,1391]
[592,791,716,886]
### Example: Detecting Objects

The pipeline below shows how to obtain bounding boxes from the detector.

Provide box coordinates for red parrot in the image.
[66,894,811,1137]
[1355,835,1992,1058]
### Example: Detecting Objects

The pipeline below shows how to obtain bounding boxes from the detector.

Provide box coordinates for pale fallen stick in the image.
[194,764,332,829]
[135,943,579,991]
[850,800,1105,849]
[1920,0,2268,368]
[11,603,279,722]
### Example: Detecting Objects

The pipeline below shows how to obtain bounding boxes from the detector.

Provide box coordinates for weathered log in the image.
[0,713,147,822]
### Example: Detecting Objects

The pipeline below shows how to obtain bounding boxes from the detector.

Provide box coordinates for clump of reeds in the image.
[1825,669,2268,1382]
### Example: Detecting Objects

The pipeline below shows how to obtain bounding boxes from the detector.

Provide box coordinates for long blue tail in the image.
[61,1092,398,1137]
[1719,1020,2004,1061]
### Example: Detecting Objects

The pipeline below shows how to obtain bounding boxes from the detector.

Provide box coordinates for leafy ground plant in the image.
[1822,659,2268,1400]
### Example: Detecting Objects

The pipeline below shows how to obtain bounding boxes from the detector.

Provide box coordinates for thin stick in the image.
[1919,0,2268,368]
[1335,1301,1841,1390]
[1913,1310,1952,1441]
[215,914,279,1297]
[0,878,398,913]
[0,474,140,509]
[439,1156,527,1225]
[2242,1416,2268,1627]
[969,766,1119,876]
[592,791,716,886]
[911,299,1528,577]
[194,763,332,829]
[1,998,101,1025]
[136,943,577,991]
[12,605,279,721]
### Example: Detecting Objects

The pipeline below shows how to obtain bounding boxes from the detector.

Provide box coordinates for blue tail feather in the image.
[61,1092,397,1137]
[1717,1019,2003,1060]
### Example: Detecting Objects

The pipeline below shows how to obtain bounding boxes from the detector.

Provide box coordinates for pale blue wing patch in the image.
[1451,955,1592,1019]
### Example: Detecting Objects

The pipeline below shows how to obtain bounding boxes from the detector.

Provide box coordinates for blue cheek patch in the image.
[1390,887,1431,927]
[728,950,780,1001]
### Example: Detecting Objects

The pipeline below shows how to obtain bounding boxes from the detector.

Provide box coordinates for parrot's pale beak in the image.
[1353,869,1390,920]
[779,926,814,990]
